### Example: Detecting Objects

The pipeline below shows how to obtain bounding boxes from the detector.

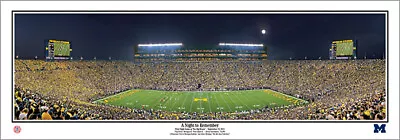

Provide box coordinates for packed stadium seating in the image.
[14,59,386,120]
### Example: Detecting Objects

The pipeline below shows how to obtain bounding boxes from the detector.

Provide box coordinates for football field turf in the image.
[94,89,308,113]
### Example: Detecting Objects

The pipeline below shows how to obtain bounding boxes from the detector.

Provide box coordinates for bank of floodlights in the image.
[218,43,264,47]
[138,43,183,47]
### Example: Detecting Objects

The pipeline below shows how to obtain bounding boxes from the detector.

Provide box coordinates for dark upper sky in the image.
[15,14,386,60]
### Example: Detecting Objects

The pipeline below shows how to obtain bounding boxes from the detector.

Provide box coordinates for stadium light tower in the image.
[218,43,263,47]
[138,43,183,47]
[260,28,267,60]
[364,52,367,59]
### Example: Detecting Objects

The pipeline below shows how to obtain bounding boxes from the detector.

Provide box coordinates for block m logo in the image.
[374,124,386,133]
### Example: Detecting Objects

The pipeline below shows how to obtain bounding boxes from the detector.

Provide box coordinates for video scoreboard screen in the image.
[330,40,356,60]
[335,40,354,56]
[46,40,72,60]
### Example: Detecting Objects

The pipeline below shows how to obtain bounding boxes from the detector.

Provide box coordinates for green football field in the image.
[94,89,308,113]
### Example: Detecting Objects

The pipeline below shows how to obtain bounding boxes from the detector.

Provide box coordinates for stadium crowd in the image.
[14,59,386,120]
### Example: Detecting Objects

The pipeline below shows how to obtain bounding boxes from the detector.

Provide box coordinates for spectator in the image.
[14,59,386,120]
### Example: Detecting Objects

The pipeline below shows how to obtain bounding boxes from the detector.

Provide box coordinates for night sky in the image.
[15,14,386,60]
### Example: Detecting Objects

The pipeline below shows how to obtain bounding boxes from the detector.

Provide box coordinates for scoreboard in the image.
[45,40,72,60]
[330,40,357,60]
[334,40,354,56]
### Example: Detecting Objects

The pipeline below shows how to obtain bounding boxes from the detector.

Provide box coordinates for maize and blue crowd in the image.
[14,59,385,120]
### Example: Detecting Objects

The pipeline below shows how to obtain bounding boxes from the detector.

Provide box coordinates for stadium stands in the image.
[14,59,386,120]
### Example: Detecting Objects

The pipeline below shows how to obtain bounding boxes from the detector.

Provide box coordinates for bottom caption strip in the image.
[170,123,230,136]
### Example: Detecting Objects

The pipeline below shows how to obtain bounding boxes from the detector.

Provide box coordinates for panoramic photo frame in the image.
[1,1,399,140]
[11,11,389,123]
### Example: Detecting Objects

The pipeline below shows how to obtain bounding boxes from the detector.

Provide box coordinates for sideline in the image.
[263,89,309,104]
[92,89,141,104]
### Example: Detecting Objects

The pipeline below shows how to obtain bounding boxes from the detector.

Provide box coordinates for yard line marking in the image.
[244,92,263,108]
[213,93,223,112]
[123,90,142,108]
[138,90,158,109]
[253,89,275,108]
[161,92,175,110]
[190,92,195,112]
[180,92,189,112]
[170,93,179,111]
[206,92,212,113]
[150,91,169,109]
[147,91,165,109]
[199,91,203,113]
[239,90,252,101]
[123,90,152,109]
[225,91,241,111]
[232,91,252,110]
[243,90,266,109]
[219,92,232,112]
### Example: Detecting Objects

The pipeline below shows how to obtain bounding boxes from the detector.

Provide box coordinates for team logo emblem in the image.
[374,124,386,133]
[13,125,21,134]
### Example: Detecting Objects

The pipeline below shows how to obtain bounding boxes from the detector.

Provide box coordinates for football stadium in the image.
[13,14,386,121]
[14,57,386,120]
